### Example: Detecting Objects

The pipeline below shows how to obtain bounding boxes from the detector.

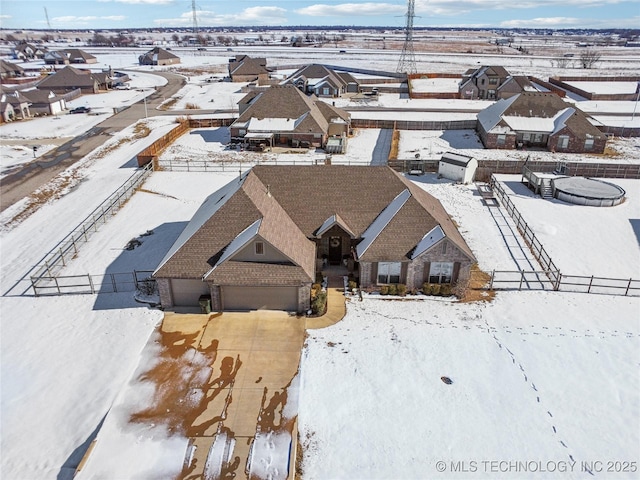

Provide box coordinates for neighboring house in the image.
[459,65,511,100]
[0,100,16,123]
[37,66,103,94]
[497,75,539,99]
[44,49,98,65]
[477,92,607,153]
[138,47,180,66]
[43,51,69,65]
[62,49,98,64]
[154,165,476,313]
[284,64,360,97]
[0,59,25,79]
[0,91,31,120]
[230,85,351,150]
[438,153,478,184]
[228,55,269,82]
[11,42,47,61]
[20,89,66,115]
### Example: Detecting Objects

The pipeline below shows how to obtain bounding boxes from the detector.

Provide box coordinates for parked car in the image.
[114,84,131,90]
[70,106,91,114]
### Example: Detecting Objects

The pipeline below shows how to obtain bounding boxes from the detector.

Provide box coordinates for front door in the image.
[329,236,342,265]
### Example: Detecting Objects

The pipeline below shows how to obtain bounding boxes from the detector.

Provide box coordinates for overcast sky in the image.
[1,0,638,30]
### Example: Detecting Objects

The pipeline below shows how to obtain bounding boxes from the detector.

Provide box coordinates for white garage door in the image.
[171,279,210,306]
[223,286,298,311]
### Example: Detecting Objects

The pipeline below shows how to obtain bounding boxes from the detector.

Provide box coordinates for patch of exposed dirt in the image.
[459,264,496,303]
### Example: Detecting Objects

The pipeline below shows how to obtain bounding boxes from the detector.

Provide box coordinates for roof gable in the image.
[411,226,445,259]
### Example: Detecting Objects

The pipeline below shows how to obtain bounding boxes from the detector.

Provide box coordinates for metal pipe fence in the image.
[31,270,155,296]
[29,164,153,294]
[473,270,639,297]
[489,175,561,284]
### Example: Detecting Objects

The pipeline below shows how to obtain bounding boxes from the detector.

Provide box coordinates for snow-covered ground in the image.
[298,291,639,479]
[564,81,640,95]
[1,46,640,480]
[411,77,461,93]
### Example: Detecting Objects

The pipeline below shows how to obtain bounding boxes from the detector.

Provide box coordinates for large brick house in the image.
[459,66,511,100]
[228,55,269,83]
[138,47,180,66]
[230,85,351,150]
[154,166,476,313]
[37,66,109,94]
[477,92,607,153]
[284,64,359,97]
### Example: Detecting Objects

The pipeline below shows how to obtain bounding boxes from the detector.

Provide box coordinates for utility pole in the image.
[44,7,52,30]
[192,0,198,40]
[397,0,417,74]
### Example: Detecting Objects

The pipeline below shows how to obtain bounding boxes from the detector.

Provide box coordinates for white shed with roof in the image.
[438,152,478,184]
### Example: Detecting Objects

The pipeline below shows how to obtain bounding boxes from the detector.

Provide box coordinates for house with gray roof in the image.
[284,64,359,97]
[154,165,476,312]
[138,47,180,66]
[230,85,351,150]
[477,92,607,153]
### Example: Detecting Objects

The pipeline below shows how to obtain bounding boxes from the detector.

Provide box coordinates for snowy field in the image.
[2,45,640,480]
[411,77,461,93]
[564,81,640,95]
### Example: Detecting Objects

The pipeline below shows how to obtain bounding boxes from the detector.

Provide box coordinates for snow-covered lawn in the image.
[411,77,461,93]
[564,81,640,95]
[298,291,640,479]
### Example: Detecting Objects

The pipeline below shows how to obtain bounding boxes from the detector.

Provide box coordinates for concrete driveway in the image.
[157,310,305,479]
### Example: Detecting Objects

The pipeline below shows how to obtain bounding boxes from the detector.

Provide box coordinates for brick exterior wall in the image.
[298,284,311,313]
[549,128,606,154]
[478,124,517,150]
[157,278,173,309]
[209,284,222,312]
[358,240,474,291]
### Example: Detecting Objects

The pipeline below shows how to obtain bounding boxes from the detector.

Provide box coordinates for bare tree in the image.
[552,56,572,69]
[579,48,601,69]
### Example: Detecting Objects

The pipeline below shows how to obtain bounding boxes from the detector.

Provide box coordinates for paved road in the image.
[0,72,186,213]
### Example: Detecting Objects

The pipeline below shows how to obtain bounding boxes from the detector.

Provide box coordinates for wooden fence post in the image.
[88,274,95,294]
[489,270,495,290]
[625,278,632,296]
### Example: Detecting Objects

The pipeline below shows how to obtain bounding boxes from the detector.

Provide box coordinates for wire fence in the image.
[28,164,153,295]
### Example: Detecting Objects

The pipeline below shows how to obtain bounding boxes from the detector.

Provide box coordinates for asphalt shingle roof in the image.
[155,166,475,283]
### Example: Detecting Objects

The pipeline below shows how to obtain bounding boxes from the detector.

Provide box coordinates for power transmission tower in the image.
[191,0,198,38]
[44,7,52,30]
[397,0,417,74]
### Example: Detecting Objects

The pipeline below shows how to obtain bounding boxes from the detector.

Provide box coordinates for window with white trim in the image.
[377,262,401,284]
[497,134,506,146]
[255,241,264,255]
[584,138,594,150]
[429,262,454,284]
[322,87,330,96]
